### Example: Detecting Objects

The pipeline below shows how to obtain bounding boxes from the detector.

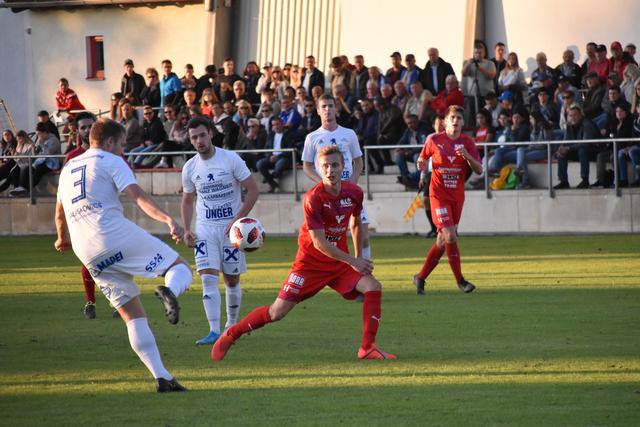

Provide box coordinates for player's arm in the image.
[308,228,372,275]
[180,191,196,247]
[225,175,260,234]
[123,183,184,244]
[54,201,72,252]
[456,146,483,175]
[350,156,363,184]
[303,161,321,183]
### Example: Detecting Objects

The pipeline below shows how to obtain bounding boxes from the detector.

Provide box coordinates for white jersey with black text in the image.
[181,147,252,228]
[302,125,363,180]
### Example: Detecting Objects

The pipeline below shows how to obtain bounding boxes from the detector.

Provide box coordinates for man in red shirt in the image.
[55,78,85,121]
[431,75,464,117]
[413,105,483,294]
[212,146,395,361]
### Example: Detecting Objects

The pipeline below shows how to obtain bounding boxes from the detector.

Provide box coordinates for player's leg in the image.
[81,264,97,319]
[154,256,193,325]
[440,211,475,293]
[354,275,396,359]
[195,268,222,345]
[211,297,296,361]
[414,197,447,294]
[222,273,241,330]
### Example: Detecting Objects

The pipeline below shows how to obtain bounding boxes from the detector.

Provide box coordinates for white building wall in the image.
[0,9,30,131]
[485,0,640,78]
[23,4,207,123]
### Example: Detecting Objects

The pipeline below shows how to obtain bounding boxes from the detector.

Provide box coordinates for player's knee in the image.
[223,274,240,287]
[442,230,457,244]
[268,306,288,321]
[359,275,381,293]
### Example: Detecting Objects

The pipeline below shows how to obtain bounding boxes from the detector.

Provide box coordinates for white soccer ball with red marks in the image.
[229,217,266,252]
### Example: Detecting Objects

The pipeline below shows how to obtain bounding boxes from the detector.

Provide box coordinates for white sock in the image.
[225,283,242,328]
[362,245,371,260]
[164,263,192,298]
[126,317,172,380]
[201,274,221,334]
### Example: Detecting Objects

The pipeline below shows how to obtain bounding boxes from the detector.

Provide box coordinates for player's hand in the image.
[418,178,425,191]
[351,257,373,275]
[54,238,71,252]
[167,219,184,244]
[416,158,427,171]
[455,146,471,160]
[183,230,196,247]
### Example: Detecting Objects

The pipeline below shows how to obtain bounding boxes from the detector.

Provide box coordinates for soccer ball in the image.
[229,217,266,252]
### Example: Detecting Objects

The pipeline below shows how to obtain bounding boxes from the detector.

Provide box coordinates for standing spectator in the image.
[256,62,274,97]
[386,51,406,85]
[196,64,218,101]
[405,81,433,122]
[219,58,242,86]
[620,64,640,102]
[631,78,640,113]
[140,68,161,108]
[181,64,197,91]
[257,116,294,192]
[200,88,219,118]
[350,55,369,101]
[610,41,632,78]
[63,111,96,163]
[0,130,34,193]
[55,78,85,122]
[120,100,143,153]
[491,42,507,91]
[554,104,600,189]
[625,43,637,64]
[393,114,430,189]
[589,45,612,84]
[301,55,325,96]
[497,52,527,104]
[159,59,182,107]
[330,56,351,95]
[461,44,497,120]
[242,61,262,104]
[290,64,303,89]
[120,59,146,106]
[10,122,61,196]
[555,49,583,90]
[37,110,60,140]
[420,47,455,98]
[180,88,198,111]
[431,75,464,117]
[374,96,406,167]
[400,54,421,92]
[581,42,598,79]
[130,106,166,168]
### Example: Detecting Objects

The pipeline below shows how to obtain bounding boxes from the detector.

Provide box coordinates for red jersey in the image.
[419,131,480,202]
[294,181,363,268]
[64,144,86,164]
[55,89,85,118]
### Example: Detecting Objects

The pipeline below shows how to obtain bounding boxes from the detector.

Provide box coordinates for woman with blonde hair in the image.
[271,66,289,100]
[200,88,218,118]
[234,100,254,134]
[497,52,526,104]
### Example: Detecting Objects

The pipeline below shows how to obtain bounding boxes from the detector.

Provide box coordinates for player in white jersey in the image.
[181,117,259,346]
[54,119,193,393]
[302,94,372,260]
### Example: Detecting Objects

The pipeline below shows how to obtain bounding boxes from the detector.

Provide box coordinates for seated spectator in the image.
[181,63,197,91]
[64,111,96,164]
[488,106,531,178]
[257,102,274,135]
[610,41,633,78]
[162,104,177,136]
[218,81,234,103]
[311,85,324,102]
[602,86,630,129]
[400,54,421,92]
[497,52,526,105]
[223,100,236,117]
[405,81,433,122]
[120,59,146,106]
[380,83,394,104]
[492,109,513,158]
[159,59,182,107]
[581,42,598,77]
[508,110,552,189]
[231,79,250,105]
[36,110,60,140]
[625,43,637,62]
[618,103,640,187]
[257,116,294,192]
[236,118,266,171]
[528,71,555,105]
[109,92,123,122]
[461,44,497,119]
[180,88,198,111]
[392,80,410,113]
[386,51,406,85]
[119,100,143,153]
[10,122,61,196]
[256,62,273,97]
[140,68,161,108]
[354,98,380,172]
[532,89,560,128]
[55,77,85,122]
[219,57,243,87]
[301,55,325,96]
[620,64,640,102]
[211,102,240,149]
[168,110,191,149]
[259,87,281,116]
[589,45,611,84]
[234,100,254,134]
[279,96,301,131]
[297,97,321,143]
[583,72,607,129]
[333,83,354,114]
[282,63,292,84]
[366,79,380,99]
[330,56,351,95]
[474,108,495,144]
[431,74,464,117]
[0,130,17,192]
[242,61,262,105]
[554,104,600,189]
[555,49,583,89]
[200,87,218,118]
[558,90,578,133]
[195,64,218,101]
[530,52,556,86]
[0,130,34,193]
[483,92,503,129]
[368,66,388,91]
[130,106,166,168]
[188,104,202,118]
[554,75,580,108]
[334,98,353,128]
[393,114,430,189]
[295,86,308,115]
[289,63,302,90]
[595,104,634,187]
[350,55,369,101]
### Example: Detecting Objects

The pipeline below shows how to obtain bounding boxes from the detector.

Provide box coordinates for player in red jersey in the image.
[212,145,395,361]
[413,105,483,294]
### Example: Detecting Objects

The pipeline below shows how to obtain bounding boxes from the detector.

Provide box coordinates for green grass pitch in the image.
[0,234,639,426]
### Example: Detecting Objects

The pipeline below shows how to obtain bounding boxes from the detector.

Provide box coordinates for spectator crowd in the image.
[2,39,640,197]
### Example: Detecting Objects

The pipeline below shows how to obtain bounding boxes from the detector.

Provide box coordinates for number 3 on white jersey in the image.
[71,165,87,204]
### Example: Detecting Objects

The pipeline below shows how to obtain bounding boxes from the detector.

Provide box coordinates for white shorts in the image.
[193,225,247,275]
[85,232,179,309]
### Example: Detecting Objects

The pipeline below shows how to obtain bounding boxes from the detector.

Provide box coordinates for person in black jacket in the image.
[257,116,295,192]
[130,106,166,168]
[420,48,456,98]
[120,59,146,106]
[301,55,325,96]
[140,68,161,109]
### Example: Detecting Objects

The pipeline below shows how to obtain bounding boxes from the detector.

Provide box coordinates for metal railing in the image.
[363,137,640,200]
[0,147,300,204]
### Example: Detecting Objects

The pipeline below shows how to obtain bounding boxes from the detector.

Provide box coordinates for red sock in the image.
[228,305,272,340]
[361,291,381,350]
[444,242,464,283]
[81,264,96,303]
[418,243,445,280]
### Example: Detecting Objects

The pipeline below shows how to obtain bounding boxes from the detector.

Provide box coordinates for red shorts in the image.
[429,197,463,230]
[278,261,363,303]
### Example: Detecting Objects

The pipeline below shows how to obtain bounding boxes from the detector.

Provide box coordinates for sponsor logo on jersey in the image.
[89,251,123,277]
[195,175,201,180]
[207,173,215,182]
[194,240,208,257]
[454,144,464,151]
[223,246,239,264]
[339,198,352,207]
[335,214,346,224]
[330,138,337,145]
[205,206,234,219]
[287,272,305,287]
[447,156,457,163]
[323,203,332,209]
[145,253,165,272]
[435,207,448,216]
